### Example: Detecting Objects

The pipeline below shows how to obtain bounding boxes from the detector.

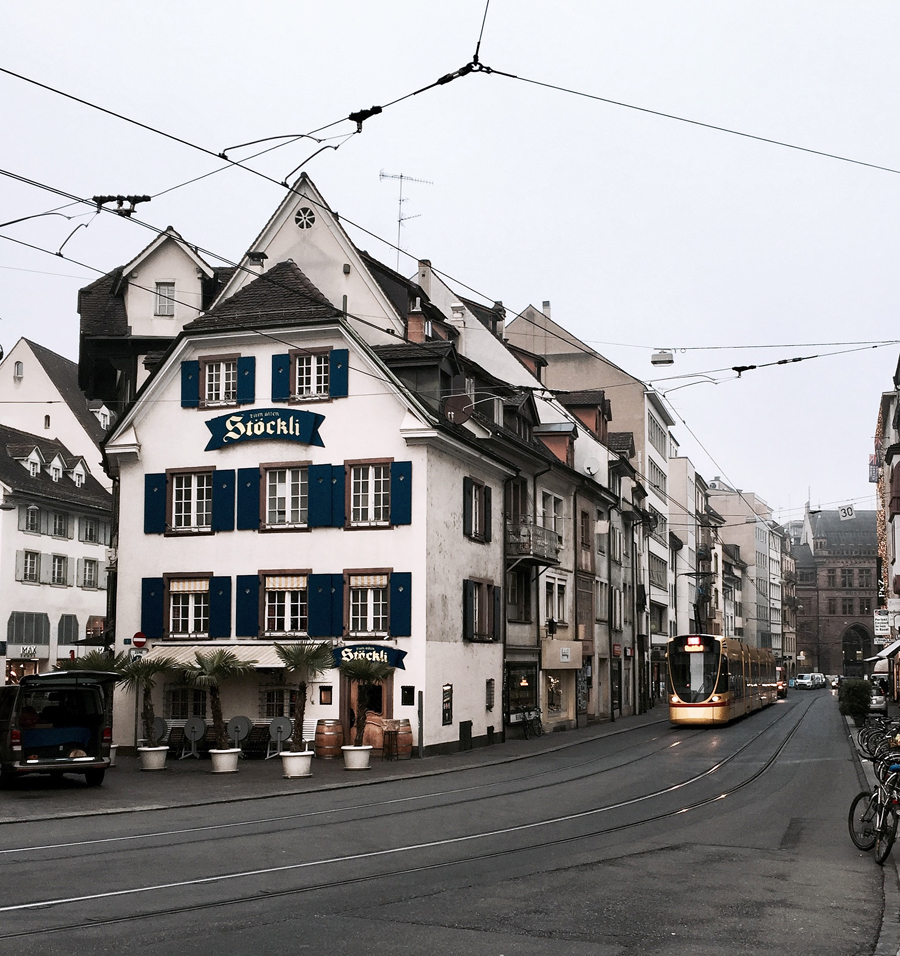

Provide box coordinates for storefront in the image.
[541,638,583,729]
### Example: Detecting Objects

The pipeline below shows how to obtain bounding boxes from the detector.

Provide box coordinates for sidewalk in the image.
[0,707,669,825]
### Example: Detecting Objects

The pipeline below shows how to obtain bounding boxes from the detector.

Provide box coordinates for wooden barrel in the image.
[396,719,413,759]
[362,715,384,754]
[314,719,343,759]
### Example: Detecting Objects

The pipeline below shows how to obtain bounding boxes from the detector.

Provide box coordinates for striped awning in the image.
[140,643,291,669]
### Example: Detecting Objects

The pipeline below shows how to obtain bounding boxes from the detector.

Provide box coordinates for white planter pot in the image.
[109,744,118,768]
[209,748,241,774]
[280,750,314,778]
[341,745,373,770]
[137,746,168,771]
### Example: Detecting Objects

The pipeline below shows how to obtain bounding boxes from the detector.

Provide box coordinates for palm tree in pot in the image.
[274,641,335,751]
[118,655,177,748]
[339,656,393,749]
[178,649,257,751]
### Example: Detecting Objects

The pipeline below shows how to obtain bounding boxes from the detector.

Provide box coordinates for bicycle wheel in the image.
[849,791,878,850]
[532,717,544,737]
[521,715,531,740]
[876,807,899,865]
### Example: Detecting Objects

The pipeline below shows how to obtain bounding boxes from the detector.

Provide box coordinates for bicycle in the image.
[848,750,900,865]
[519,706,544,739]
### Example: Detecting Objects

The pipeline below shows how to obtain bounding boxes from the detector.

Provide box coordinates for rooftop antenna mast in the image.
[379,170,433,271]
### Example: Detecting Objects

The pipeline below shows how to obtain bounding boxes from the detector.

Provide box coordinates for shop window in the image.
[546,675,564,718]
[507,663,537,712]
[7,611,50,644]
[58,614,79,645]
[167,687,207,721]
[259,687,297,720]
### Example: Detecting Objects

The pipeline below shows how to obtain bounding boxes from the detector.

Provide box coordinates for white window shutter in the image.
[99,561,108,590]
[39,555,51,584]
[67,515,75,539]
[76,558,85,587]
[15,550,24,581]
[66,559,75,587]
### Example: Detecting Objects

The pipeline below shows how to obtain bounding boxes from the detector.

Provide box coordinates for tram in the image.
[667,633,777,725]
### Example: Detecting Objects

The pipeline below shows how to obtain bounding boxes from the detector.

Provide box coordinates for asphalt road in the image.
[0,690,890,955]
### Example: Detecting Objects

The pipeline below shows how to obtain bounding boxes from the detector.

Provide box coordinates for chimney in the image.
[418,259,433,298]
[542,300,551,319]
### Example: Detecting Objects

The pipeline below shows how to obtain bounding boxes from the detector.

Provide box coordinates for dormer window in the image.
[29,460,39,478]
[98,410,110,429]
[74,471,84,488]
[51,465,61,482]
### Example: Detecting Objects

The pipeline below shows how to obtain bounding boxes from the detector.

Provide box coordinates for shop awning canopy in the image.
[864,638,900,662]
[140,643,289,669]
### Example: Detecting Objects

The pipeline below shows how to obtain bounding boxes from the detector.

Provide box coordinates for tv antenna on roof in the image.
[379,170,433,271]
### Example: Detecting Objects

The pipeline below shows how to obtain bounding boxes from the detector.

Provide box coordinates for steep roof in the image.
[0,424,111,511]
[24,339,107,445]
[78,268,129,337]
[608,432,635,458]
[183,260,342,332]
[809,509,878,549]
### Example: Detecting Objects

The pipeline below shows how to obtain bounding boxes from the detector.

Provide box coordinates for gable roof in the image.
[24,339,107,445]
[183,260,342,333]
[608,432,636,458]
[0,424,111,511]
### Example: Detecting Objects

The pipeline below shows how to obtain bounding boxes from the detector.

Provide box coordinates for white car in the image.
[795,674,815,689]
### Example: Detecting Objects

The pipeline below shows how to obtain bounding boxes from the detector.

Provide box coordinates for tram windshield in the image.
[668,636,721,702]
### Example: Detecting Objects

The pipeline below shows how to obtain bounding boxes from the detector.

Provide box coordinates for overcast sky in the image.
[1,2,898,523]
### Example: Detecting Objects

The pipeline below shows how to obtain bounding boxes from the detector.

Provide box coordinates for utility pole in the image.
[379,171,432,271]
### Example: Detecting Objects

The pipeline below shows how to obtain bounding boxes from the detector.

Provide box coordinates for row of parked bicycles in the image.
[848,716,900,864]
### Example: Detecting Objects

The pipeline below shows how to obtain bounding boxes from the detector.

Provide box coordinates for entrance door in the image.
[341,673,393,751]
[611,659,621,716]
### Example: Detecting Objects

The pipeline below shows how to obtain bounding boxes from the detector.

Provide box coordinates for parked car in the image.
[0,670,117,787]
[870,690,889,715]
[795,673,815,689]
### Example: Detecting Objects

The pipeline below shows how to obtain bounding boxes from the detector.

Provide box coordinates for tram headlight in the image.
[670,695,679,704]
[710,695,720,702]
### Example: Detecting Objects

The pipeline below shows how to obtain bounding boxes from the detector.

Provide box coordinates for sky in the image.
[1,2,899,524]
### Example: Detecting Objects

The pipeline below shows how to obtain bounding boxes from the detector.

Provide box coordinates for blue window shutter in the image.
[308,464,333,527]
[212,470,235,532]
[462,477,473,537]
[329,348,349,398]
[308,573,340,636]
[493,584,502,642]
[236,356,255,405]
[235,575,259,637]
[331,465,345,527]
[141,578,165,638]
[144,474,167,534]
[390,572,412,637]
[272,353,291,402]
[209,576,232,638]
[181,361,200,408]
[236,468,260,530]
[390,461,412,525]
[463,579,475,641]
[330,573,345,636]
[483,486,492,543]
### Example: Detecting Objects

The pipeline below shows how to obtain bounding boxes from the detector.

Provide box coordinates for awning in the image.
[139,643,289,669]
[864,638,900,662]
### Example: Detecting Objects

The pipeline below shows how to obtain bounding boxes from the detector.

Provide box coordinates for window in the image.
[29,460,39,478]
[648,459,667,497]
[51,555,68,586]
[861,596,874,614]
[463,477,491,541]
[486,678,495,711]
[83,558,99,589]
[610,527,624,564]
[841,568,854,589]
[649,506,667,544]
[860,568,873,589]
[172,472,213,531]
[155,282,175,316]
[545,576,568,624]
[464,579,499,641]
[24,506,40,533]
[51,465,61,482]
[6,611,50,644]
[596,581,609,621]
[349,574,389,636]
[827,597,837,614]
[58,614,79,645]
[827,569,836,587]
[296,352,330,398]
[352,464,391,526]
[22,551,39,583]
[81,518,99,543]
[260,687,296,720]
[52,512,68,537]
[264,575,308,636]
[265,467,308,528]
[74,472,84,488]
[167,687,207,721]
[649,553,668,589]
[203,358,238,405]
[507,568,531,622]
[169,578,210,637]
[648,413,667,457]
[505,480,528,524]
[541,492,563,542]
[841,598,854,615]
[43,415,50,429]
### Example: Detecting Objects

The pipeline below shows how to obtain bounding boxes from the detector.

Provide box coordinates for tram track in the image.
[0,695,817,941]
[0,721,703,860]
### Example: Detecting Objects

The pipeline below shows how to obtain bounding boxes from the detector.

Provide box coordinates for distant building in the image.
[792,506,877,676]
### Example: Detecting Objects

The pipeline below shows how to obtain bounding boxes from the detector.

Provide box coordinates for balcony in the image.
[506,519,561,565]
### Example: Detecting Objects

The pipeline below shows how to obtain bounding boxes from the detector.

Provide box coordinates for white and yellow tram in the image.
[667,633,777,725]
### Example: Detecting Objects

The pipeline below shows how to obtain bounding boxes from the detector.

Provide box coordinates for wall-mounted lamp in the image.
[519,676,529,688]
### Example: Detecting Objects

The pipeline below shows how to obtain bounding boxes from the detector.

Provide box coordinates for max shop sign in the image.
[205,408,325,451]
[333,644,407,670]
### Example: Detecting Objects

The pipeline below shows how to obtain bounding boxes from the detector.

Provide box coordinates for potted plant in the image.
[118,655,177,770]
[338,656,393,770]
[178,649,257,773]
[274,641,335,778]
